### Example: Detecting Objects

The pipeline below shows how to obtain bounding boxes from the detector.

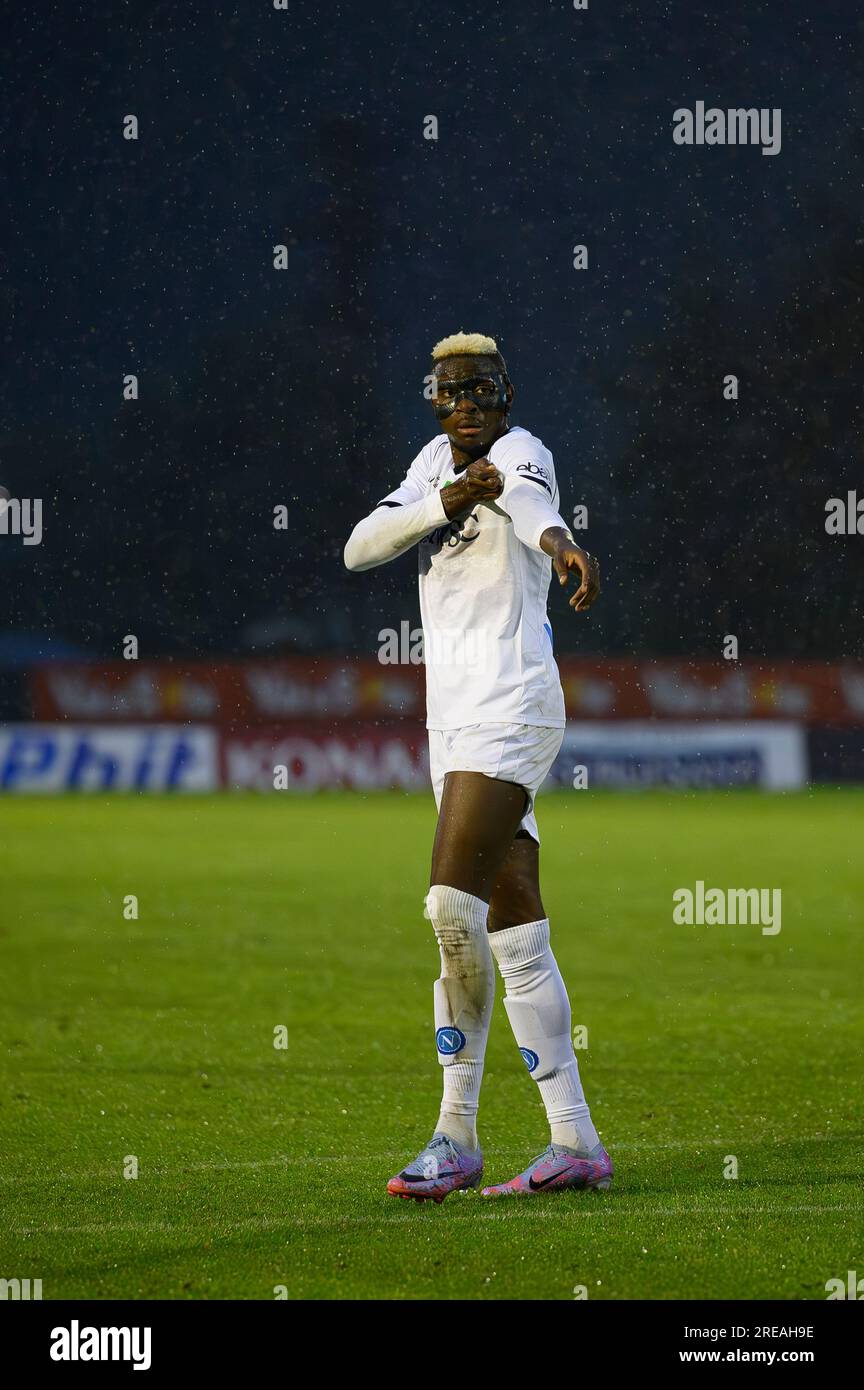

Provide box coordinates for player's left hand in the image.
[553,541,600,611]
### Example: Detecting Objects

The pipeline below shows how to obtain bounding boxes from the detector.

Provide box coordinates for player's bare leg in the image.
[428,770,529,897]
[482,827,613,1196]
[487,833,545,931]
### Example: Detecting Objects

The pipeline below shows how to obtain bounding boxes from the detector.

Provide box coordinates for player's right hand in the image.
[464,459,505,501]
[441,460,504,521]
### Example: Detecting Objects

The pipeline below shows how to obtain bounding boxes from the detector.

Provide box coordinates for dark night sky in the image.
[2,1,862,664]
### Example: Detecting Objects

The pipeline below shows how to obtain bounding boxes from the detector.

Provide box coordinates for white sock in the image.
[489,918,600,1153]
[424,884,494,1152]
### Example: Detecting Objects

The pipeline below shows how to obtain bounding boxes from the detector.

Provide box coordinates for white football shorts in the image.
[428,722,565,844]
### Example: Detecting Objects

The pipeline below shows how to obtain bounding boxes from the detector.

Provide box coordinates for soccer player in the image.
[344,333,612,1201]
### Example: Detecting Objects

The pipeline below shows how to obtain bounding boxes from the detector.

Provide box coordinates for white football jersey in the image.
[376,426,571,730]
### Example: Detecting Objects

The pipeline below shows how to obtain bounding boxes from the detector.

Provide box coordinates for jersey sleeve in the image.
[486,433,573,553]
[343,443,448,572]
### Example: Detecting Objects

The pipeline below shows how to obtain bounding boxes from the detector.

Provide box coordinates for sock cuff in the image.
[424,884,488,933]
[488,917,550,968]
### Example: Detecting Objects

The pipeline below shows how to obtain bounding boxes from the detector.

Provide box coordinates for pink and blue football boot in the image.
[481,1141,612,1198]
[387,1132,483,1204]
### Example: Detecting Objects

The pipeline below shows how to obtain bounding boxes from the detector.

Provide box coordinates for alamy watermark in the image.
[825,492,863,535]
[50,1322,151,1370]
[673,102,781,157]
[825,1270,864,1299]
[673,881,781,935]
[0,491,42,546]
[0,1276,42,1300]
[377,621,490,672]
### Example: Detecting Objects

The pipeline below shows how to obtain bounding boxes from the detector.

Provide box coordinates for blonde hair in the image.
[431,332,500,361]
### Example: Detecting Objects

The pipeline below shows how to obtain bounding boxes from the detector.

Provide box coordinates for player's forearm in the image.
[499,477,573,554]
[439,475,501,522]
[343,492,448,572]
[538,526,575,558]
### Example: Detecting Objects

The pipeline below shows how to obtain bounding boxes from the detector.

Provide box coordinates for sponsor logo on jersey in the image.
[515,462,553,496]
[516,461,550,479]
[427,512,481,551]
[436,1026,467,1055]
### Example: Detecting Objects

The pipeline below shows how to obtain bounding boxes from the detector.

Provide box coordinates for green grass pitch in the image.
[1,789,861,1301]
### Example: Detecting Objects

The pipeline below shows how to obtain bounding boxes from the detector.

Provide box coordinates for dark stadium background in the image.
[3,4,864,1318]
[1,0,862,774]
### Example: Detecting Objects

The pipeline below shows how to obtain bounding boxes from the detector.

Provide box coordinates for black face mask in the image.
[430,373,510,420]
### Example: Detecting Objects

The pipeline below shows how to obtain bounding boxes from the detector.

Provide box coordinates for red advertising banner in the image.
[557,660,864,723]
[28,658,864,725]
[221,724,429,792]
[29,659,425,724]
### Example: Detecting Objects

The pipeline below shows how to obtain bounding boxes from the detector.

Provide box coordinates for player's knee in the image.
[425,887,470,950]
[424,885,489,973]
[423,886,443,923]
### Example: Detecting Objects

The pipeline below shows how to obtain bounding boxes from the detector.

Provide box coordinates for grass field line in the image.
[8,1202,862,1238]
[0,1131,855,1187]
